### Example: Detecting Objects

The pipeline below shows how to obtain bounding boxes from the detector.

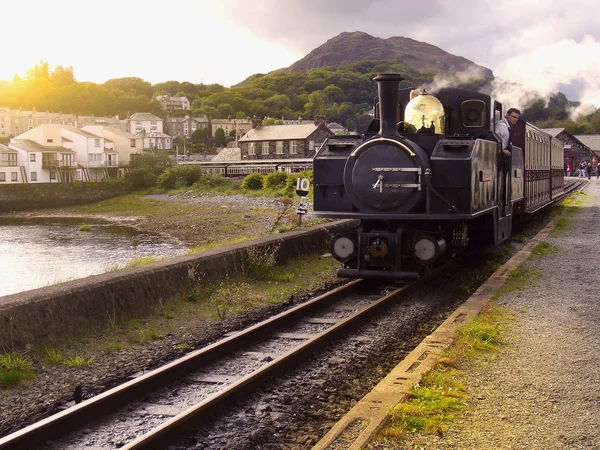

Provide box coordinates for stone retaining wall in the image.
[0,182,129,213]
[0,221,356,349]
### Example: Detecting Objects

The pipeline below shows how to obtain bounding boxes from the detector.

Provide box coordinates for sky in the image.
[3,0,600,111]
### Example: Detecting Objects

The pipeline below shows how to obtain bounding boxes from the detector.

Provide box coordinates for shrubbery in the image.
[241,173,264,191]
[125,167,162,189]
[264,171,289,190]
[156,165,204,190]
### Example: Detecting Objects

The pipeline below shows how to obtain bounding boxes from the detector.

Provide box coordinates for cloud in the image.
[494,35,600,108]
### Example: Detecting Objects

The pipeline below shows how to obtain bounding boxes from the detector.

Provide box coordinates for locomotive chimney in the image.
[373,73,403,137]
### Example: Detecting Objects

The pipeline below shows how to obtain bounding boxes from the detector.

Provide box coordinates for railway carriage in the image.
[312,73,563,280]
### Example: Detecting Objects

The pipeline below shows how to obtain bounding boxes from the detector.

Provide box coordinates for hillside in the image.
[287,31,493,78]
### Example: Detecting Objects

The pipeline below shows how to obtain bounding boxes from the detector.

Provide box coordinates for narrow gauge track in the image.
[0,276,437,450]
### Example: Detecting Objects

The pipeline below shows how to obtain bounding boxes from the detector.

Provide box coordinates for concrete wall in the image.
[0,182,129,212]
[0,220,356,349]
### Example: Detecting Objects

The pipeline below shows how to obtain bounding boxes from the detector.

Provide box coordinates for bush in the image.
[125,167,162,189]
[264,171,289,190]
[193,173,232,191]
[156,165,204,190]
[241,173,264,191]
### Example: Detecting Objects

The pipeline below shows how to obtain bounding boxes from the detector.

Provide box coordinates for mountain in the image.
[287,31,493,78]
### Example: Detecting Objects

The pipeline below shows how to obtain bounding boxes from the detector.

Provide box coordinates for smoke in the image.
[493,34,600,119]
[420,66,490,95]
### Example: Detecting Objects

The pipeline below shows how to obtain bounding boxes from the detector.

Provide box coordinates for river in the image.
[0,217,189,298]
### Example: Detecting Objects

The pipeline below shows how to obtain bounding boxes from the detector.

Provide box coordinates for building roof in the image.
[0,143,15,152]
[82,125,136,139]
[238,124,321,142]
[10,139,74,153]
[62,125,100,138]
[574,134,600,151]
[129,113,163,121]
[134,131,171,138]
[212,147,241,161]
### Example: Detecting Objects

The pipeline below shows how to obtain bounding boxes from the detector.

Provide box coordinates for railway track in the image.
[0,274,440,450]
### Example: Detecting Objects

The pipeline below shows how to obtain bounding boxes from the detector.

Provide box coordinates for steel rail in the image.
[122,273,433,449]
[0,280,363,450]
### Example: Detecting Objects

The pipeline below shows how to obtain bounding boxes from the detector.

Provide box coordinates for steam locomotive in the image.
[312,74,564,279]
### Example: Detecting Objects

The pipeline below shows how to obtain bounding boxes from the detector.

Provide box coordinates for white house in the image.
[9,124,120,182]
[0,143,22,183]
[82,125,142,169]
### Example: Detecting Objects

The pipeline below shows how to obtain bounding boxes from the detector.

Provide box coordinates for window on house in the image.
[262,142,269,155]
[47,138,53,143]
[30,172,37,181]
[130,139,136,147]
[290,140,298,154]
[309,140,315,151]
[249,143,256,155]
[28,119,33,125]
[0,173,5,182]
[11,172,18,181]
[95,138,100,147]
[276,141,283,154]
[30,154,36,162]
[50,170,56,180]
[42,120,46,124]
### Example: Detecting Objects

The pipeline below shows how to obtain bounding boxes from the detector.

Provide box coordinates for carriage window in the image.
[461,100,486,127]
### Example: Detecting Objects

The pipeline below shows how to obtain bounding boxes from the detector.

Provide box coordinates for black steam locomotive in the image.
[312,74,563,279]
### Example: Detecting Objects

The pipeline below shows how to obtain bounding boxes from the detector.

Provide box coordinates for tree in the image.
[24,61,51,80]
[304,91,326,119]
[50,65,76,86]
[103,77,154,97]
[214,128,226,147]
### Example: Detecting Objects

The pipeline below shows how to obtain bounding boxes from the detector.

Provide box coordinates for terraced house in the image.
[6,124,119,183]
[238,122,333,160]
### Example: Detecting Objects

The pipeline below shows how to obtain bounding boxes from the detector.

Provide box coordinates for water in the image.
[0,217,189,298]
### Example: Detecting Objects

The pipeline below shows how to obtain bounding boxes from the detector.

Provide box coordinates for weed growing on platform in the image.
[530,241,559,259]
[78,224,91,231]
[491,265,542,300]
[0,352,35,388]
[378,302,513,445]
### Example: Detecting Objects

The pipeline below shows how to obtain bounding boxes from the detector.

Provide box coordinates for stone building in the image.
[238,123,333,160]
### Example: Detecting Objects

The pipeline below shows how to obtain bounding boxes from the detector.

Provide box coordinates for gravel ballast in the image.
[388,181,600,449]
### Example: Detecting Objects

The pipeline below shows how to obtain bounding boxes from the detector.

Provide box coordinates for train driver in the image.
[496,108,520,157]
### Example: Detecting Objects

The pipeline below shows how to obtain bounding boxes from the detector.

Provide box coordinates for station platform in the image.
[314,180,600,449]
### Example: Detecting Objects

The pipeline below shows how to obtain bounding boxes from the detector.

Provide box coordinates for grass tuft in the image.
[0,353,35,388]
[78,224,92,231]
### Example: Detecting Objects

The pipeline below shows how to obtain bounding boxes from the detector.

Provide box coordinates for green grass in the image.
[491,265,542,299]
[530,241,559,259]
[43,348,64,364]
[124,256,158,268]
[78,224,92,231]
[64,355,94,367]
[378,302,513,444]
[0,353,36,388]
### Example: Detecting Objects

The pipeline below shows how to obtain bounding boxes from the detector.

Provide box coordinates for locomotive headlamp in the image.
[404,90,445,135]
[331,236,356,262]
[414,235,447,265]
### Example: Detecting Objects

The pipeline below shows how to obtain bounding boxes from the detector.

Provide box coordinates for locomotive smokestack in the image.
[373,73,403,137]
